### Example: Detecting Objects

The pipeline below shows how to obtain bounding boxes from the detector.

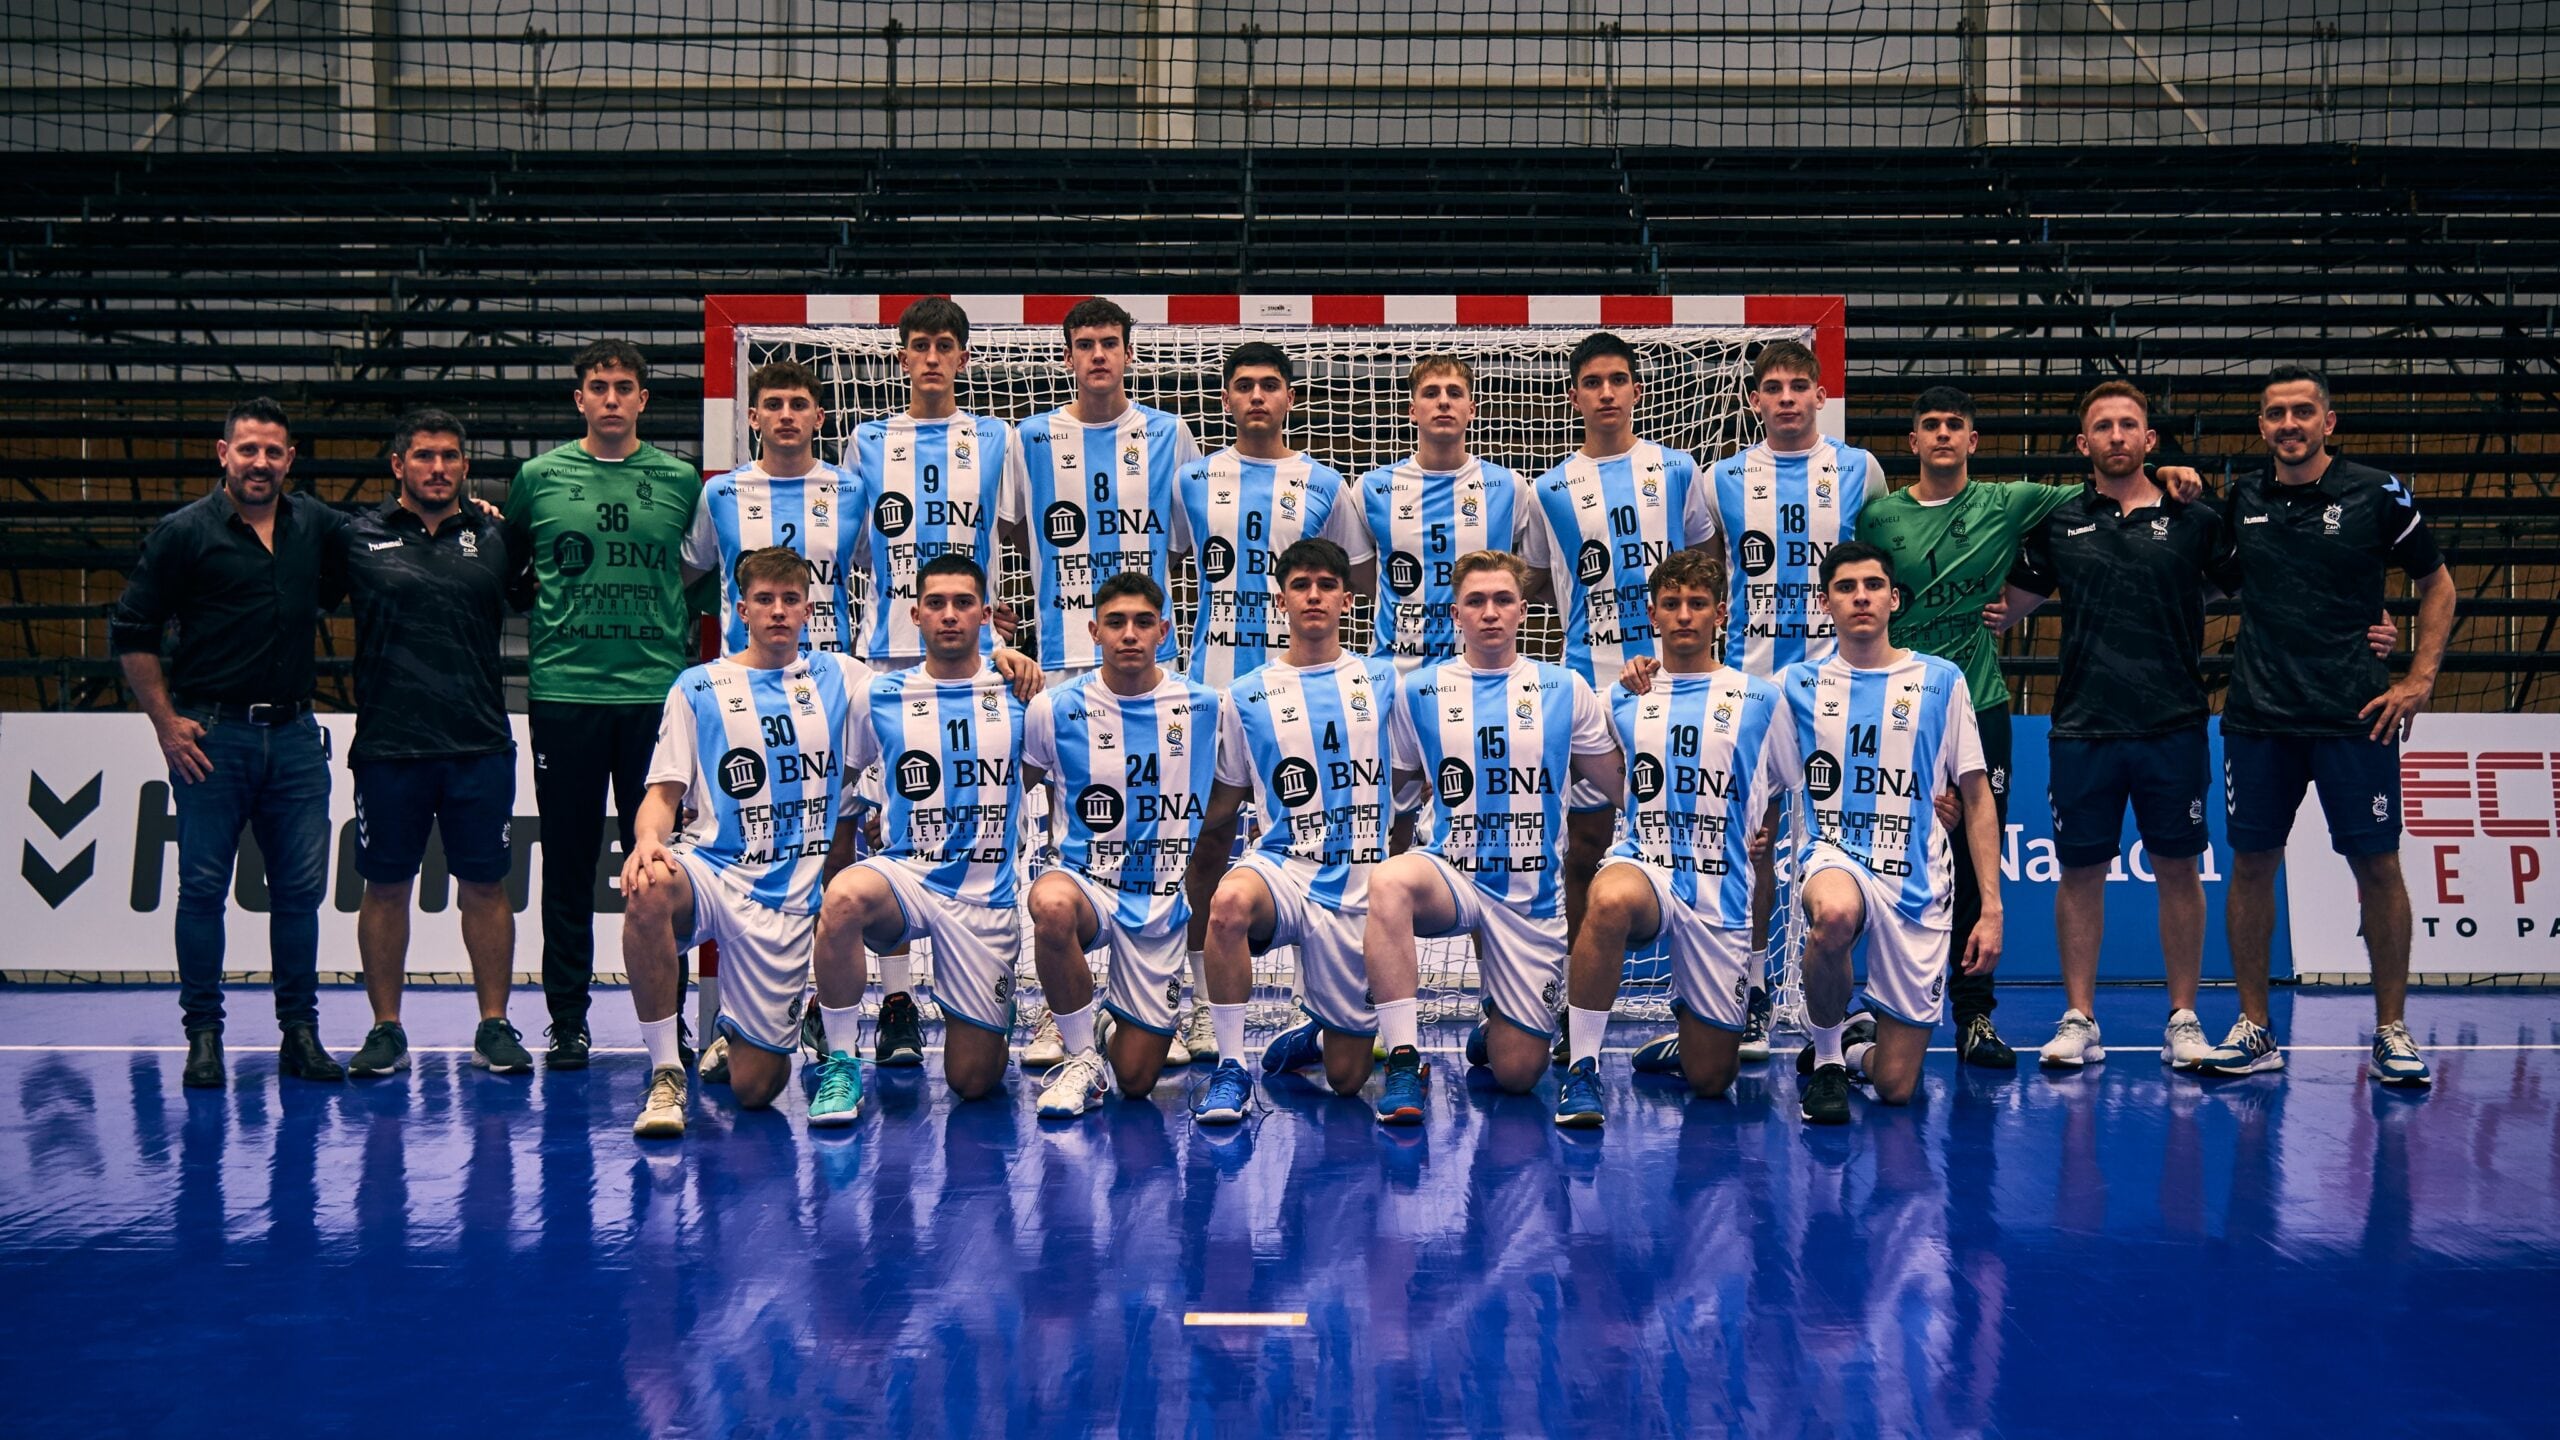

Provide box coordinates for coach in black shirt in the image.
[323,409,535,1081]
[110,396,350,1089]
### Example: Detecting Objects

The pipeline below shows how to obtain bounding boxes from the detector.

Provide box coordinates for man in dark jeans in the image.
[112,396,349,1089]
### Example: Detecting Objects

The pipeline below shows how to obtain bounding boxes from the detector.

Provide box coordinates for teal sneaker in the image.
[1554,1056,1606,1129]
[1376,1045,1428,1126]
[347,1021,408,1078]
[809,1051,863,1127]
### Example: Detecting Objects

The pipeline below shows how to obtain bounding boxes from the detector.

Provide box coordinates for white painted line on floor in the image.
[1184,1312,1308,1327]
[4,1043,2559,1055]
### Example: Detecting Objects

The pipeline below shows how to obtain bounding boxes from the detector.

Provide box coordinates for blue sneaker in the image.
[809,1050,863,1127]
[1376,1045,1428,1126]
[1464,1020,1489,1067]
[1630,1033,1683,1075]
[1262,1018,1323,1075]
[1193,1059,1254,1124]
[2195,1017,2286,1076]
[2369,1020,2432,1088]
[1554,1056,1606,1128]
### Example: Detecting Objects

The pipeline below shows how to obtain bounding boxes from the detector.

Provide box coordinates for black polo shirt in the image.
[2223,457,2442,738]
[325,500,518,765]
[2010,484,2240,740]
[109,486,347,707]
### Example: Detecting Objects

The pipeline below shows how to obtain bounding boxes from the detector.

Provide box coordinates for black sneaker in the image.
[1800,1063,1852,1125]
[678,1017,698,1073]
[1958,1014,2018,1070]
[875,992,925,1067]
[1795,1011,1877,1075]
[546,1024,592,1071]
[1738,988,1773,1062]
[472,1017,534,1074]
[348,1021,410,1078]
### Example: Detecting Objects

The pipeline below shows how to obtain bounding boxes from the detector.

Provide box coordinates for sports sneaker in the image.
[1022,1005,1067,1070]
[1552,1026,1572,1068]
[1037,1047,1112,1119]
[2195,1017,2286,1075]
[1376,1045,1428,1126]
[875,992,925,1067]
[677,1017,697,1074]
[1554,1057,1606,1129]
[809,1050,864,1125]
[2161,1008,2213,1069]
[2369,1020,2432,1088]
[1797,1011,1877,1076]
[1464,1020,1490,1068]
[1738,987,1773,1062]
[1957,1014,2018,1070]
[472,1017,534,1075]
[1630,1034,1683,1075]
[796,995,829,1059]
[698,1034,732,1085]
[633,1065,688,1139]
[546,1023,591,1071]
[1194,1058,1254,1124]
[2038,1010,2105,1069]
[1262,1018,1323,1075]
[1800,1062,1852,1125]
[347,1021,409,1078]
[1179,1004,1219,1066]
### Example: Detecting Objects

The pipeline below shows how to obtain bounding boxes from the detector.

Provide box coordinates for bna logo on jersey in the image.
[1272,757,1319,808]
[553,532,594,577]
[1043,501,1087,547]
[1201,536,1237,583]
[1738,531,1775,576]
[1575,539,1611,587]
[1629,752,1665,803]
[1386,550,1423,595]
[874,490,914,538]
[892,750,941,802]
[1804,749,1842,800]
[717,747,769,801]
[1436,756,1475,808]
[1076,783,1125,833]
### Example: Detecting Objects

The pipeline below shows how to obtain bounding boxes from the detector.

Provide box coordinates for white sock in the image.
[878,952,911,998]
[1056,1002,1097,1056]
[1748,947,1769,986]
[639,1014,681,1071]
[1189,949,1210,1002]
[820,1004,863,1058]
[1567,1005,1612,1065]
[1376,997,1420,1053]
[1211,1002,1248,1063]
[1812,1020,1845,1070]
[1846,1040,1874,1075]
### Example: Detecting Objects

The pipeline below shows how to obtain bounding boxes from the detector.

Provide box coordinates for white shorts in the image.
[1567,776,1617,814]
[858,856,1025,1034]
[1235,855,1374,1037]
[1800,842,1951,1027]
[1051,868,1190,1036]
[1600,855,1751,1031]
[1413,853,1567,1038]
[672,849,815,1056]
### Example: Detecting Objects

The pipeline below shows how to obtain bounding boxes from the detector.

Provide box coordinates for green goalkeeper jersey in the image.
[503,439,708,705]
[1853,476,2078,711]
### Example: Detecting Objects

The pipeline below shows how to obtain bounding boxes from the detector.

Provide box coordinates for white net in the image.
[735,319,1809,1032]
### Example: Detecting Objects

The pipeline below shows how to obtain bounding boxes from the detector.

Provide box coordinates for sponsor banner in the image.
[2284,714,2560,974]
[2,713,622,976]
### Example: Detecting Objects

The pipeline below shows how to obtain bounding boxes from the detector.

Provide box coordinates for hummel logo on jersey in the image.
[368,540,402,551]
[1446,705,1466,723]
[2243,514,2270,524]
[1096,730,1117,749]
[726,696,748,714]
[1278,704,1300,723]
[747,503,765,520]
[2067,524,2098,537]
[891,446,908,463]
[909,699,930,717]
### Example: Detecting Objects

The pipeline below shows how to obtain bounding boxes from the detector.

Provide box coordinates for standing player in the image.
[623,548,866,1139]
[815,554,1032,1102]
[1366,551,1623,1115]
[1186,539,1399,1125]
[685,359,860,655]
[1357,354,1545,672]
[1020,573,1224,1116]
[1559,549,1795,1125]
[2211,366,2455,1085]
[1783,542,2004,1125]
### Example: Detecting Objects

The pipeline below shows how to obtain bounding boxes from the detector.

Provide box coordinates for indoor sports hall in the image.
[2,4,2556,1435]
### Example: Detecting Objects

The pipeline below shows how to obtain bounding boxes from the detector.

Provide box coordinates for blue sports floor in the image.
[1,984,2553,1438]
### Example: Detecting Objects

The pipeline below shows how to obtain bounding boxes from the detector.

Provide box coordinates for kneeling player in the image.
[1782,542,2004,1124]
[1561,549,1794,1124]
[815,554,1030,1102]
[1367,551,1622,1114]
[1020,572,1225,1115]
[625,548,866,1139]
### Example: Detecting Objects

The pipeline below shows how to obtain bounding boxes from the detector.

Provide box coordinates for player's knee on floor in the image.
[1680,1026,1741,1097]
[1322,1032,1375,1096]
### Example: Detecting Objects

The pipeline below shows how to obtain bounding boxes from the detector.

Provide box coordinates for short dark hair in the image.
[2076,380,2150,428]
[746,359,822,407]
[573,339,648,382]
[224,396,291,441]
[1567,331,1641,386]
[1223,341,1295,387]
[1910,386,1976,425]
[898,295,971,349]
[1752,339,1821,385]
[389,407,466,457]
[1061,296,1134,347]
[734,545,813,594]
[2264,364,2331,406]
[917,551,987,597]
[1274,537,1351,588]
[1819,539,1896,589]
[1094,571,1166,614]
[1649,546,1727,600]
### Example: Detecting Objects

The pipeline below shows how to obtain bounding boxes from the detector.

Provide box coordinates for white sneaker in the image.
[2161,1009,2213,1069]
[1023,1006,1067,1069]
[632,1065,687,1139]
[1179,1003,1220,1066]
[2038,1009,2105,1068]
[1036,1047,1112,1118]
[698,1034,732,1085]
[1165,1011,1194,1066]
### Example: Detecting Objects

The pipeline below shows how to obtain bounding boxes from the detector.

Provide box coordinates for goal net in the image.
[719,302,1835,1033]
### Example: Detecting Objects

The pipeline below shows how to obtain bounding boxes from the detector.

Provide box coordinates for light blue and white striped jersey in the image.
[1707,440,1890,674]
[1357,455,1546,671]
[644,651,863,914]
[841,662,1030,908]
[1607,667,1798,928]
[1001,403,1199,672]
[1389,657,1614,920]
[1177,447,1371,688]
[1527,440,1718,684]
[846,410,1011,664]
[1780,650,1984,928]
[1214,653,1398,911]
[681,461,863,654]
[1023,671,1223,935]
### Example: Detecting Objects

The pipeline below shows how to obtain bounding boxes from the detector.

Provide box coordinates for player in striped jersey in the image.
[1356,354,1546,671]
[683,360,862,655]
[1368,550,1622,1114]
[1559,548,1797,1125]
[1781,541,2005,1125]
[1020,572,1226,1117]
[1187,538,1400,1125]
[999,296,1201,683]
[622,548,867,1139]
